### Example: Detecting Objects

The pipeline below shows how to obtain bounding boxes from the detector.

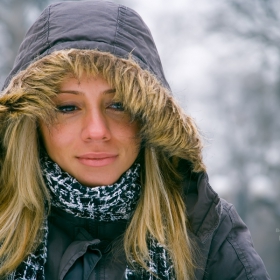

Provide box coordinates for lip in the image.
[76,153,118,167]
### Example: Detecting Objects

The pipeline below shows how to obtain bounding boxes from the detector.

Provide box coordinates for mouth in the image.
[76,153,118,167]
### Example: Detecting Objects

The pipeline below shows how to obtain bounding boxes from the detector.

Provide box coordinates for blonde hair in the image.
[0,49,205,279]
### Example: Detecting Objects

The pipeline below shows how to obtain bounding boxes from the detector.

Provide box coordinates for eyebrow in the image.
[58,89,116,95]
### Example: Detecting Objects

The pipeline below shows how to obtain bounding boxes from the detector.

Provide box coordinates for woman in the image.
[0,1,270,279]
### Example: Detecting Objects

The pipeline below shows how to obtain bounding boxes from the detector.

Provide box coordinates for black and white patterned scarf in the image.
[8,157,174,280]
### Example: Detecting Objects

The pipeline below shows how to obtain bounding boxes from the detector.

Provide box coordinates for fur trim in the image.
[0,49,205,173]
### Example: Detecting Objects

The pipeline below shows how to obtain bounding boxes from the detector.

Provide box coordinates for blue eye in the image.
[57,105,77,113]
[109,102,124,111]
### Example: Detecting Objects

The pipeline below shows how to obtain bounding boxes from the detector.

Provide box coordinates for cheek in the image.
[111,121,139,152]
[123,123,141,153]
[39,123,69,154]
[40,128,54,155]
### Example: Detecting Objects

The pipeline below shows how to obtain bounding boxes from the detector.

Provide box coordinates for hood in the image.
[3,0,169,90]
[1,1,205,173]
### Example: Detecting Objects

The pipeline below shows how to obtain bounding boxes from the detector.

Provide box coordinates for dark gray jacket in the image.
[4,1,270,279]
[45,160,270,279]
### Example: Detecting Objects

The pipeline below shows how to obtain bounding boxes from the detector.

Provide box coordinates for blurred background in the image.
[1,0,279,278]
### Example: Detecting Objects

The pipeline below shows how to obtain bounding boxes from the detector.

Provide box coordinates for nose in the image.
[81,110,111,142]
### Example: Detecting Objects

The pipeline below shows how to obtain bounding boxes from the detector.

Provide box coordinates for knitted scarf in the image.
[8,157,174,280]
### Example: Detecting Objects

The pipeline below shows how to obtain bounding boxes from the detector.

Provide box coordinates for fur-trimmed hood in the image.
[3,0,169,91]
[1,0,205,172]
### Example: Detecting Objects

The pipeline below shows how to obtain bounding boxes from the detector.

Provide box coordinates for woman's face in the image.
[40,75,140,187]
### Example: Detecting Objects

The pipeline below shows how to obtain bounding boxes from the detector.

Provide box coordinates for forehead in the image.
[58,76,116,95]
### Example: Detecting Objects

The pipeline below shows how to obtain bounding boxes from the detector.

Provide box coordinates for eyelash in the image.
[56,102,125,113]
[108,102,124,111]
[57,105,78,113]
